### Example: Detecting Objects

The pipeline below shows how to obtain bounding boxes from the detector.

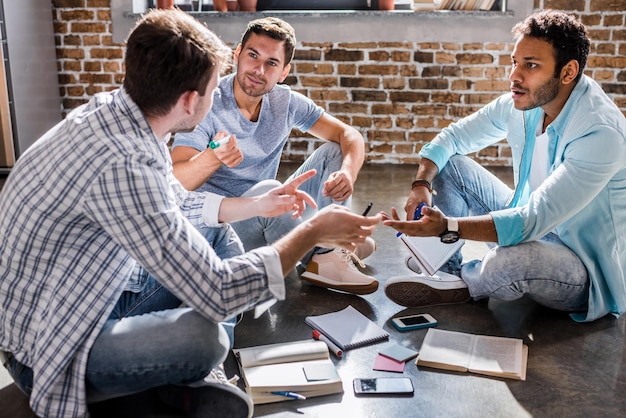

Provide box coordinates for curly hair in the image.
[239,17,297,66]
[512,10,590,81]
[123,9,232,117]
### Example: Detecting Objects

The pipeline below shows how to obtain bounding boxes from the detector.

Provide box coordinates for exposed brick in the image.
[299,76,337,88]
[371,104,410,115]
[396,117,414,129]
[71,22,107,33]
[604,14,624,27]
[359,65,398,76]
[53,0,86,7]
[435,52,455,64]
[340,77,380,88]
[545,0,585,11]
[409,78,449,90]
[413,51,434,63]
[338,42,378,49]
[456,53,494,65]
[473,80,509,91]
[590,0,626,11]
[581,14,601,26]
[422,66,442,77]
[389,91,430,103]
[60,10,94,20]
[83,61,101,72]
[369,51,390,61]
[89,48,123,59]
[588,29,612,41]
[79,73,112,84]
[382,78,405,89]
[399,65,419,77]
[373,117,393,129]
[352,90,388,102]
[588,56,626,68]
[328,103,368,114]
[86,0,110,7]
[294,50,322,60]
[613,30,626,41]
[352,116,373,127]
[63,34,81,46]
[57,48,85,60]
[593,70,615,82]
[442,66,462,77]
[391,51,411,62]
[336,64,357,75]
[324,49,364,61]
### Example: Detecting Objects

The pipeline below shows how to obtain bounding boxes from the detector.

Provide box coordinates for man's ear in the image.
[279,63,291,83]
[561,59,579,85]
[233,43,242,65]
[179,90,199,115]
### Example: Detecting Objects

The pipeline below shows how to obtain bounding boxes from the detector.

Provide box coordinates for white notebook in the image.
[399,234,464,276]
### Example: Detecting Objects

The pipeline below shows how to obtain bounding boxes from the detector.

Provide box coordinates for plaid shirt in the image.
[0,88,283,417]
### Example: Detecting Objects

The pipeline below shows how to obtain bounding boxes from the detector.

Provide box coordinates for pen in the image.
[312,329,343,358]
[361,202,373,216]
[271,391,307,400]
[208,135,232,149]
[396,202,427,237]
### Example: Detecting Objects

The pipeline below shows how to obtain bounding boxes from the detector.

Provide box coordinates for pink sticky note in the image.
[373,353,405,373]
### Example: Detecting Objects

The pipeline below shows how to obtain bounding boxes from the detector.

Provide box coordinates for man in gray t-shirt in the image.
[171,17,378,295]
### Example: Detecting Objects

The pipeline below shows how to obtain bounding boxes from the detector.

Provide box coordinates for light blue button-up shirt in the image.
[419,75,626,322]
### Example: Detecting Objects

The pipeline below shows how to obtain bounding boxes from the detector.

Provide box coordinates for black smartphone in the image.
[353,377,414,395]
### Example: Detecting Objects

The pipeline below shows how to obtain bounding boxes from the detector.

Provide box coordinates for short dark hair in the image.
[512,9,590,82]
[239,17,296,66]
[123,9,232,117]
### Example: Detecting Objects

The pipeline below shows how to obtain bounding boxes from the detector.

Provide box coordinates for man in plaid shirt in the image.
[0,9,380,418]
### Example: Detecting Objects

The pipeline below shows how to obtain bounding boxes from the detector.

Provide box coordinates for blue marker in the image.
[396,202,427,237]
[271,391,307,400]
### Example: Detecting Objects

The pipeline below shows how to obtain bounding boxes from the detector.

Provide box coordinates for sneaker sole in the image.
[158,383,253,418]
[385,281,470,308]
[300,273,379,295]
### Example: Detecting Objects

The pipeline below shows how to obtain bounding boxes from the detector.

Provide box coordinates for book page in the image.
[417,329,474,370]
[468,335,523,376]
[235,340,329,368]
[243,358,339,389]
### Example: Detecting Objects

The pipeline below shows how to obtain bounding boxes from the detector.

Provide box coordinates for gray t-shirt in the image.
[172,74,324,196]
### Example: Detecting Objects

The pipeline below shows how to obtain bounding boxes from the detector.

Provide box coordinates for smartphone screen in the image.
[399,315,430,326]
[353,377,414,395]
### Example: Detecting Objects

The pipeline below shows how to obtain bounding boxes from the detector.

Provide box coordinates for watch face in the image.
[440,232,460,244]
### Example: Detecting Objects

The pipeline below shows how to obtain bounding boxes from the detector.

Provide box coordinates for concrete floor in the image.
[2,163,626,417]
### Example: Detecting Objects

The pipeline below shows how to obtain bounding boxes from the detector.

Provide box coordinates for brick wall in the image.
[51,0,626,166]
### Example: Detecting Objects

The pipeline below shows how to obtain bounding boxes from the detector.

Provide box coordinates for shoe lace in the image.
[338,248,366,269]
[208,368,240,386]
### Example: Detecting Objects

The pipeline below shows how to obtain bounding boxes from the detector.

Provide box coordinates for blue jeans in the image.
[6,225,244,403]
[231,142,349,263]
[435,155,589,312]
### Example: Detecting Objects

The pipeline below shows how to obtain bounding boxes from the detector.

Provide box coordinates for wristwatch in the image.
[440,217,460,244]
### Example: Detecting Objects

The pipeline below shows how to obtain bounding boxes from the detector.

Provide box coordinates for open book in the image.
[417,328,528,380]
[399,209,465,276]
[233,340,343,404]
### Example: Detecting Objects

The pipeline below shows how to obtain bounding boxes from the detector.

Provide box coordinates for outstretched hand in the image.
[255,169,318,219]
[382,206,446,237]
[310,205,382,251]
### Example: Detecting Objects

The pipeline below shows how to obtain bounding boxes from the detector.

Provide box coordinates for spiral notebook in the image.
[305,305,389,351]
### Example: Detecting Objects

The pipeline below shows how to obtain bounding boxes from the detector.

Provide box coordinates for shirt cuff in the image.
[257,246,286,301]
[202,193,226,226]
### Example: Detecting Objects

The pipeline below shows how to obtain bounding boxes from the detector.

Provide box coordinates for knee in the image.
[242,179,282,197]
[181,312,231,371]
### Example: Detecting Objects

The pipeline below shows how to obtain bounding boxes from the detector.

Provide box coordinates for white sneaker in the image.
[405,255,422,274]
[384,272,470,308]
[301,248,379,295]
[354,237,376,261]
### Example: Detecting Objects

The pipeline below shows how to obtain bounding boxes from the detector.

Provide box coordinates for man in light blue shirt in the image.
[383,10,626,322]
[171,17,378,295]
